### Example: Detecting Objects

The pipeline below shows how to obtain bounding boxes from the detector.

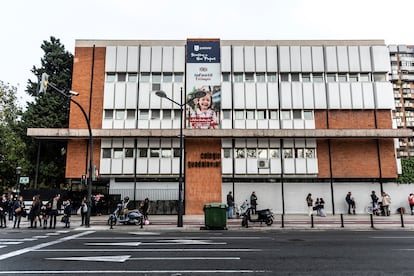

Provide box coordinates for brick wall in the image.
[185,138,222,214]
[66,46,105,178]
[315,110,396,178]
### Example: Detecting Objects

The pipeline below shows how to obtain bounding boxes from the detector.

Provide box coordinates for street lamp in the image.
[155,88,206,227]
[16,166,22,197]
[39,73,93,227]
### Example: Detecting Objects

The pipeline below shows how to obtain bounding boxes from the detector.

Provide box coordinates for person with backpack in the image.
[63,199,72,228]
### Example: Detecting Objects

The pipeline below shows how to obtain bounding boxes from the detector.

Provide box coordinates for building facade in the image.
[389,45,414,157]
[28,39,412,215]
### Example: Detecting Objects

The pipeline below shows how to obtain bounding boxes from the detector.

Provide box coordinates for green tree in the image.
[398,157,414,184]
[0,81,27,191]
[20,36,73,189]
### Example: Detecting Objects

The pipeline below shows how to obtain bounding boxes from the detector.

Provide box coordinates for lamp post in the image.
[16,166,22,197]
[39,73,93,227]
[155,88,206,227]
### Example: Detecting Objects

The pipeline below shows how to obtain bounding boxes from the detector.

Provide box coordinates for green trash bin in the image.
[203,203,227,230]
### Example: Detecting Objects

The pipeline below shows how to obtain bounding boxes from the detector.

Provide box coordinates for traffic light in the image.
[38,73,49,94]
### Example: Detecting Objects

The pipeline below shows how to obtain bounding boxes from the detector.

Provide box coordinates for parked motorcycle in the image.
[107,203,143,226]
[241,205,274,227]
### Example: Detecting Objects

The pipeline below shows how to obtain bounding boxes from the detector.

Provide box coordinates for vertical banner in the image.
[186,39,221,129]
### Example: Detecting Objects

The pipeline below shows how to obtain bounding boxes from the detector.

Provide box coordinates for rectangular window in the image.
[151,110,160,119]
[280,73,289,82]
[152,83,161,91]
[373,73,386,82]
[305,148,316,158]
[313,74,324,82]
[163,73,173,82]
[349,74,358,82]
[281,110,291,120]
[139,110,149,120]
[326,73,336,82]
[269,110,279,120]
[302,73,311,82]
[245,73,254,82]
[304,110,313,120]
[293,110,302,119]
[257,110,266,120]
[152,73,161,83]
[113,148,123,159]
[295,148,305,158]
[246,110,255,119]
[235,148,245,158]
[163,110,171,119]
[283,148,293,158]
[126,109,135,119]
[161,149,172,158]
[140,73,150,82]
[246,148,257,158]
[138,148,148,158]
[223,110,231,120]
[104,109,114,119]
[173,148,180,157]
[102,148,111,158]
[234,73,243,82]
[257,149,268,159]
[174,73,184,82]
[267,73,277,82]
[125,148,134,158]
[223,148,232,158]
[128,73,138,82]
[222,72,230,82]
[235,110,244,120]
[115,110,125,120]
[106,73,116,82]
[150,148,160,158]
[291,73,300,82]
[269,149,280,158]
[338,74,347,82]
[117,73,126,82]
[256,73,266,82]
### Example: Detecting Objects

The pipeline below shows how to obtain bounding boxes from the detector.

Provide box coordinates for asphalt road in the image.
[0,228,413,275]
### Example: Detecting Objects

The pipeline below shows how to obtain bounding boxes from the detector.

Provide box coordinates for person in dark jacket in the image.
[63,199,72,228]
[250,191,258,214]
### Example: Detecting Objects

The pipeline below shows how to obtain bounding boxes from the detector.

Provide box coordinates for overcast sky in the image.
[1,0,413,107]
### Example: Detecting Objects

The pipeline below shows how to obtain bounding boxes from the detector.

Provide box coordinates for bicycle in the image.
[365,202,381,216]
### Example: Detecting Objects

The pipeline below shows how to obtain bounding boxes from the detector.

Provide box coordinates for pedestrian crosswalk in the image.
[0,231,70,250]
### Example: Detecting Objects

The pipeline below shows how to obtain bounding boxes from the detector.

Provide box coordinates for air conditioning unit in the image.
[257,159,269,169]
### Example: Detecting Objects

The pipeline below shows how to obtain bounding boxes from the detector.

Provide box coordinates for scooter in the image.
[241,205,274,227]
[107,203,143,226]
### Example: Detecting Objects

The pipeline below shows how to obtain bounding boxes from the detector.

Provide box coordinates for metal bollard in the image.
[140,217,144,229]
[370,214,374,228]
[311,214,314,228]
[340,213,344,228]
[400,212,405,228]
[281,214,284,228]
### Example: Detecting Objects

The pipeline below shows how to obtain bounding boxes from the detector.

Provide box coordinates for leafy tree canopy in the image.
[398,157,414,184]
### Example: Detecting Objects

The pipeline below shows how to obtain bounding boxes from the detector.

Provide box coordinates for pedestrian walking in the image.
[226,191,234,219]
[13,196,25,229]
[345,192,356,215]
[48,194,61,229]
[408,193,414,215]
[80,197,88,226]
[250,191,258,214]
[0,194,7,228]
[63,199,72,228]
[306,193,313,216]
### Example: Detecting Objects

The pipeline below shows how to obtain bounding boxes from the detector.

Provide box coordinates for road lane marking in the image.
[0,269,269,274]
[0,242,22,245]
[0,231,95,261]
[84,242,141,246]
[36,248,263,252]
[45,255,240,262]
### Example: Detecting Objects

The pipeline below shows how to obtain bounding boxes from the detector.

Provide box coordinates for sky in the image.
[1,0,413,108]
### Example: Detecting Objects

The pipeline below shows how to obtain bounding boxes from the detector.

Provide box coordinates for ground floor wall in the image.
[108,179,414,215]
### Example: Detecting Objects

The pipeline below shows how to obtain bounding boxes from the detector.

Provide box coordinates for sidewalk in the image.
[68,213,414,231]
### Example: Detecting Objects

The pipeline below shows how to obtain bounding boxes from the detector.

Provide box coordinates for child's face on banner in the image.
[198,94,211,111]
